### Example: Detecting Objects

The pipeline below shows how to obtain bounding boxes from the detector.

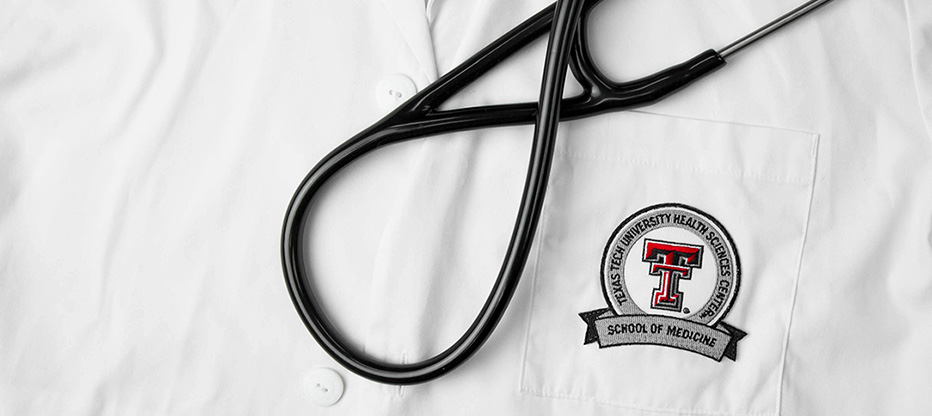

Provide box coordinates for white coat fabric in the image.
[1,0,930,414]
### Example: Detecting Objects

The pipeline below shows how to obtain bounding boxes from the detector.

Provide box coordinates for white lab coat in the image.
[1,0,930,414]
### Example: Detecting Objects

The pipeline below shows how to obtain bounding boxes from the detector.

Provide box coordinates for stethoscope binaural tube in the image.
[282,0,837,385]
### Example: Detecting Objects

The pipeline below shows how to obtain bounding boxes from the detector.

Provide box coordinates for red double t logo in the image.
[642,239,704,313]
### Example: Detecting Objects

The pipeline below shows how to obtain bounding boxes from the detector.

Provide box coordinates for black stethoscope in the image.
[282,0,837,385]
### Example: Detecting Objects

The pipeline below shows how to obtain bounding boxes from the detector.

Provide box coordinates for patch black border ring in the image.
[598,202,742,326]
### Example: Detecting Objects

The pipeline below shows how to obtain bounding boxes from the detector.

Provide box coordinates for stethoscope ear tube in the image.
[282,0,587,385]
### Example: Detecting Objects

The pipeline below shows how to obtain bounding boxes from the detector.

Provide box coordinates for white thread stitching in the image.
[517,184,553,391]
[774,134,822,415]
[553,150,812,185]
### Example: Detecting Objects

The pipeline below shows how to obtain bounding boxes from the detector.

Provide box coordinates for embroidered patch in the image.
[579,203,747,361]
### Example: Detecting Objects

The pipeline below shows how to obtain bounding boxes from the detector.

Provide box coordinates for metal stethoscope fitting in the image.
[282,0,838,385]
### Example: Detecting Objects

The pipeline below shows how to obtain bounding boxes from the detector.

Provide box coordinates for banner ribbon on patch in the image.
[579,309,747,361]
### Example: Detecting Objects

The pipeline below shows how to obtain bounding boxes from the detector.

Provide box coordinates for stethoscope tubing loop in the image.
[282,0,588,385]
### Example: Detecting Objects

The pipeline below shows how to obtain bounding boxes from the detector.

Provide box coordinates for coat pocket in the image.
[519,111,818,415]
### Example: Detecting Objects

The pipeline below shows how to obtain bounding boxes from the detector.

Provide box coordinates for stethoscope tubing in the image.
[283,0,588,386]
[282,0,836,385]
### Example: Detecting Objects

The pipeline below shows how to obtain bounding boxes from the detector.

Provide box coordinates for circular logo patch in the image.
[601,203,740,325]
[581,203,746,361]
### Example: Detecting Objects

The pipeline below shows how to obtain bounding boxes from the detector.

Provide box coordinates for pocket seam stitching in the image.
[554,150,812,185]
[517,190,554,391]
[773,133,822,415]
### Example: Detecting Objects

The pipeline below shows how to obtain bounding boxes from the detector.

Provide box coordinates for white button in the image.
[376,74,418,111]
[306,367,344,407]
